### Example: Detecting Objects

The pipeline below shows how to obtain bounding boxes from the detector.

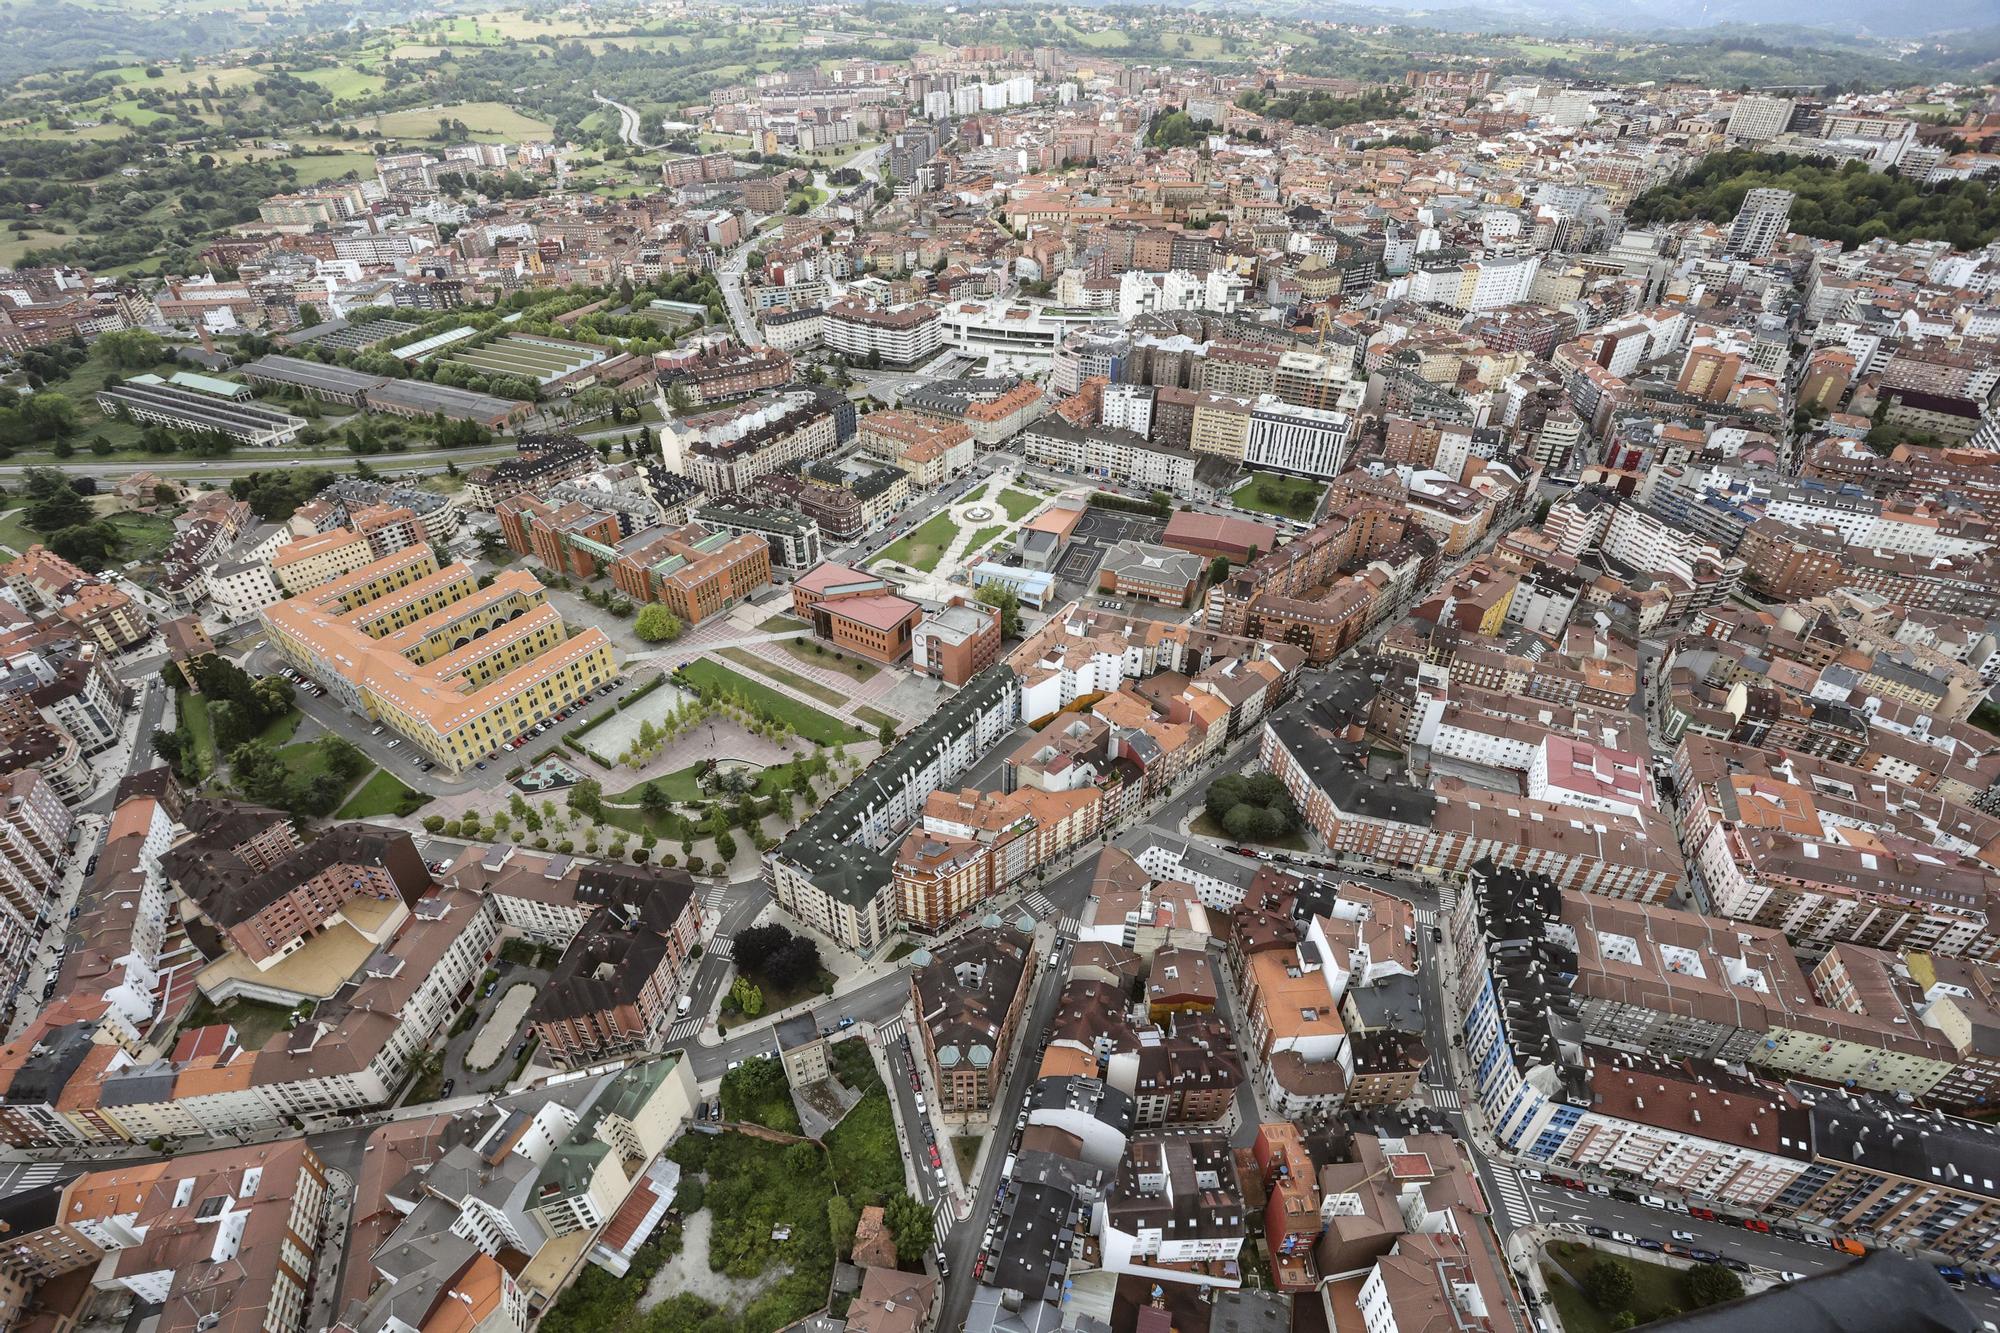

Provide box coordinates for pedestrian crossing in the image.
[707,935,735,962]
[1427,1085,1462,1111]
[1055,916,1080,939]
[1488,1166,1537,1231]
[8,1164,60,1192]
[1412,908,1438,926]
[1022,890,1055,918]
[931,1201,956,1250]
[1438,886,1457,914]
[703,885,728,913]
[665,1017,702,1044]
[875,1014,908,1043]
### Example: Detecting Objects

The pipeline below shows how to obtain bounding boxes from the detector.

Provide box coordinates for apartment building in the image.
[261,547,617,775]
[604,523,773,625]
[824,298,945,365]
[672,390,840,496]
[528,884,700,1066]
[912,924,1036,1112]
[270,527,376,596]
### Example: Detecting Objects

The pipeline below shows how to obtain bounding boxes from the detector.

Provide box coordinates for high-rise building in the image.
[1725,188,1794,260]
[1726,94,1795,143]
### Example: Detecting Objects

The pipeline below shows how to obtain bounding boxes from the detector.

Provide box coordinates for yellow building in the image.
[271,528,375,596]
[261,547,617,774]
[1188,394,1252,462]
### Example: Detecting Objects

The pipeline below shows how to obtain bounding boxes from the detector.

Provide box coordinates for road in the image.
[0,443,520,483]
[593,91,658,150]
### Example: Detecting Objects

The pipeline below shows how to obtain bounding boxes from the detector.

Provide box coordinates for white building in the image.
[1243,397,1352,479]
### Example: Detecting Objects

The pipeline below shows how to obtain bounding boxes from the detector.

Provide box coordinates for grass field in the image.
[0,229,96,266]
[781,639,878,682]
[873,511,961,572]
[997,489,1044,521]
[294,66,387,99]
[964,525,1008,560]
[0,509,40,557]
[180,995,296,1048]
[180,691,219,779]
[362,101,553,143]
[1231,471,1325,521]
[676,660,863,746]
[337,770,429,819]
[106,511,177,563]
[285,152,379,184]
[719,646,850,708]
[853,706,899,735]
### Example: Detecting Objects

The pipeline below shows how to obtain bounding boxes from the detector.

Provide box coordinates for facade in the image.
[528,883,701,1066]
[912,925,1036,1113]
[261,547,618,775]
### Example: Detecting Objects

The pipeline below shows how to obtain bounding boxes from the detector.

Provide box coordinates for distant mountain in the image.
[1283,0,1996,39]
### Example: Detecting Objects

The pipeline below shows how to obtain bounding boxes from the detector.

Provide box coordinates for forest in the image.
[1625,151,2000,251]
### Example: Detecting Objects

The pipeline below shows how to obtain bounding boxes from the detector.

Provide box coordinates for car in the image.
[1611,1232,1638,1245]
[728,1060,742,1070]
[1672,1231,1697,1243]
[420,761,436,773]
[1690,1250,1722,1264]
[1833,1238,1868,1257]
[1938,1265,1968,1285]
[1586,1185,1611,1197]
[1638,1195,1669,1209]
[1609,1190,1639,1204]
[934,1251,949,1277]
[972,1255,986,1280]
[385,739,401,750]
[1636,1238,1665,1252]
[933,1167,947,1188]
[1584,1226,1612,1240]
[1518,1169,1544,1182]
[1720,1257,1752,1273]
[1229,846,1257,858]
[1973,1270,2000,1291]
[1431,926,1444,944]
[84,856,97,876]
[923,1124,934,1143]
[837,1016,856,1030]
[1772,1226,1805,1243]
[1688,1207,1717,1220]
[1779,1272,1806,1284]
[1740,1219,1771,1233]
[440,1079,455,1098]
[371,725,385,736]
[928,1146,941,1167]
[475,762,487,770]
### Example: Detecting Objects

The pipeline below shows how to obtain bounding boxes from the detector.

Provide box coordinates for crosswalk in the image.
[1056,916,1080,938]
[1488,1166,1538,1231]
[875,1014,907,1043]
[665,1017,702,1044]
[1412,907,1438,926]
[707,935,735,962]
[931,1200,956,1250]
[1427,1085,1462,1111]
[1438,886,1457,914]
[703,885,729,913]
[1022,890,1055,918]
[7,1163,61,1193]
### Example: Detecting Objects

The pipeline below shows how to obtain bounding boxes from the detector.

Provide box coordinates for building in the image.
[1163,511,1279,564]
[271,527,375,596]
[694,503,823,574]
[528,882,701,1066]
[1097,541,1205,608]
[1726,188,1794,261]
[911,597,1004,687]
[912,923,1036,1113]
[1095,1135,1247,1288]
[607,523,773,625]
[260,546,617,775]
[654,340,795,406]
[824,298,944,366]
[94,376,307,447]
[792,561,925,665]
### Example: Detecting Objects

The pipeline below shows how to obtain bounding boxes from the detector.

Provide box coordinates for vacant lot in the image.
[363,101,554,142]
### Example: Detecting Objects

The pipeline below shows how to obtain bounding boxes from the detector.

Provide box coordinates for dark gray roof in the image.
[1649,1251,1977,1333]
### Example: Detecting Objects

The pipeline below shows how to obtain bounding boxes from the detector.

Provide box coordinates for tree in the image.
[1208,555,1230,585]
[1682,1264,1744,1309]
[1583,1261,1636,1312]
[728,975,764,1017]
[763,935,822,989]
[974,582,1022,637]
[21,393,78,442]
[98,329,166,369]
[641,782,671,816]
[634,604,685,642]
[713,829,737,863]
[827,1194,859,1256]
[883,1192,935,1265]
[24,484,91,533]
[46,522,120,570]
[152,482,179,507]
[230,739,289,805]
[733,923,794,974]
[1607,1315,1638,1332]
[568,778,604,821]
[150,729,184,774]
[876,717,897,747]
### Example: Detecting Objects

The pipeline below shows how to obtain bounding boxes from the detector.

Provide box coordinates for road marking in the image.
[1427,1085,1462,1111]
[1056,916,1080,938]
[1021,891,1055,918]
[932,1200,956,1250]
[665,1018,702,1043]
[1489,1166,1538,1230]
[875,1015,907,1043]
[707,935,735,962]
[1412,907,1438,926]
[703,885,728,913]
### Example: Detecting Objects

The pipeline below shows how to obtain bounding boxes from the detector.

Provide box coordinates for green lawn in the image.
[853,706,899,735]
[1231,471,1325,521]
[293,66,387,99]
[337,771,429,819]
[179,691,219,779]
[1544,1242,1692,1332]
[677,660,864,746]
[0,509,39,557]
[782,639,878,682]
[719,647,850,708]
[611,754,826,807]
[255,707,303,747]
[964,525,1008,560]
[997,489,1044,521]
[953,1135,981,1178]
[286,151,379,184]
[872,511,961,573]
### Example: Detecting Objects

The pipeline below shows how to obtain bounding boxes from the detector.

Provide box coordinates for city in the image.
[0,7,1996,1333]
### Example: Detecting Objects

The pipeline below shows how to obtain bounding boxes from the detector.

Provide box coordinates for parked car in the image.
[1671,1231,1697,1243]
[1833,1238,1868,1257]
[1636,1238,1664,1252]
[1740,1219,1772,1233]
[439,1079,455,1098]
[1721,1258,1752,1273]
[1779,1272,1807,1284]
[1638,1195,1669,1209]
[1690,1250,1722,1264]
[1611,1232,1638,1245]
[1584,1226,1612,1240]
[1938,1266,1968,1285]
[1689,1207,1717,1220]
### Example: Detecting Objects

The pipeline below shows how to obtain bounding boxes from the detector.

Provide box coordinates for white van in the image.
[1002,1154,1017,1179]
[677,995,692,1017]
